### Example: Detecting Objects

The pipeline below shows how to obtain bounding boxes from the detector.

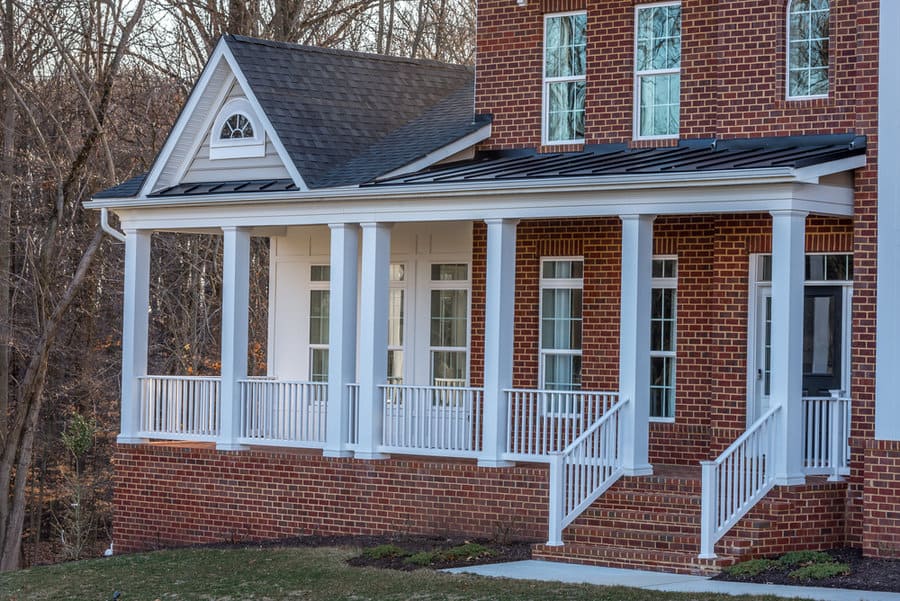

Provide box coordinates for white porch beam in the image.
[217,226,251,451]
[118,229,151,444]
[324,223,360,457]
[619,215,654,476]
[355,222,392,459]
[479,218,519,467]
[770,209,807,484]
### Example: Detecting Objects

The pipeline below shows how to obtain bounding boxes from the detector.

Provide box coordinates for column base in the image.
[216,442,249,452]
[354,451,390,460]
[477,458,515,468]
[323,449,355,458]
[774,473,806,486]
[116,435,149,445]
[623,464,654,477]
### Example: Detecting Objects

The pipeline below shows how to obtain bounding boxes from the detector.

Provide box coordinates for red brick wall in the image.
[475,0,876,149]
[114,444,549,552]
[862,440,900,558]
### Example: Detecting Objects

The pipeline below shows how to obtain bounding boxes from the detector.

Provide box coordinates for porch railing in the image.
[138,375,220,441]
[380,384,483,457]
[546,397,628,545]
[505,389,618,459]
[238,379,327,447]
[802,396,851,480]
[699,405,780,558]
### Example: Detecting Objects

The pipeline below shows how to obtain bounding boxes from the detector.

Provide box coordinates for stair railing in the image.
[546,397,628,546]
[699,405,781,558]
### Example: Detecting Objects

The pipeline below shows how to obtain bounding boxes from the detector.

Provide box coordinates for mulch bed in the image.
[343,535,533,571]
[712,548,900,593]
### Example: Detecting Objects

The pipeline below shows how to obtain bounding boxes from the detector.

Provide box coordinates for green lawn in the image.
[0,546,793,601]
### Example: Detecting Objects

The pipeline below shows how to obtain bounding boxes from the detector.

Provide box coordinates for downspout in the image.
[100,208,126,242]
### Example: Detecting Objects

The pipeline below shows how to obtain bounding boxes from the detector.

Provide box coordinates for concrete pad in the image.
[445,560,900,601]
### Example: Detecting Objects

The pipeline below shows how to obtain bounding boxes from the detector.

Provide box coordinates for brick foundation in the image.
[862,440,900,558]
[113,443,549,553]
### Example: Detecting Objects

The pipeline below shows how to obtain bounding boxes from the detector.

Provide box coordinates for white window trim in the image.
[538,257,584,393]
[633,1,681,141]
[210,97,266,160]
[542,11,588,146]
[426,261,472,387]
[785,0,830,101]
[308,265,330,382]
[650,255,677,422]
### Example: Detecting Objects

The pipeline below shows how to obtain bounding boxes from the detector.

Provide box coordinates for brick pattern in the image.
[862,440,900,558]
[114,444,549,552]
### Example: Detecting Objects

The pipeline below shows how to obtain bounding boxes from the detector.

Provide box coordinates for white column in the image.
[770,209,807,484]
[118,229,151,444]
[479,218,519,467]
[324,223,359,457]
[876,0,900,441]
[619,214,654,476]
[217,226,251,451]
[355,222,391,459]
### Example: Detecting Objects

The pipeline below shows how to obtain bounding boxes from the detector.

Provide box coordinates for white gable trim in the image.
[139,38,307,198]
[221,43,308,191]
[379,124,493,179]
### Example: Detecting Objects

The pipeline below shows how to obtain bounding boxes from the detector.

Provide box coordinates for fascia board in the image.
[221,43,309,191]
[378,124,493,179]
[792,155,868,183]
[138,40,230,198]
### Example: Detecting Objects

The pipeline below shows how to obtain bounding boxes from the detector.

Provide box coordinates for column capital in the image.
[328,222,359,232]
[483,218,520,226]
[359,222,393,231]
[220,225,251,233]
[618,214,657,223]
[769,209,809,219]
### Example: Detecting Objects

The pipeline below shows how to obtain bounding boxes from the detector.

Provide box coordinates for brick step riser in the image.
[567,520,702,537]
[573,513,702,528]
[533,545,733,576]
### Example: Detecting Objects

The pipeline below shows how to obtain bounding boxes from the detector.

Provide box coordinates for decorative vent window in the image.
[787,0,829,99]
[650,257,677,419]
[635,2,681,139]
[543,12,587,145]
[540,258,583,391]
[209,97,265,159]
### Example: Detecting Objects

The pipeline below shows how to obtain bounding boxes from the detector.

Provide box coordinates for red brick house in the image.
[87,0,900,573]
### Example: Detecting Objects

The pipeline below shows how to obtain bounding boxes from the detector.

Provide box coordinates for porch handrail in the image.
[802,395,851,480]
[699,405,781,559]
[505,388,618,459]
[546,397,628,546]
[138,375,221,440]
[238,379,327,447]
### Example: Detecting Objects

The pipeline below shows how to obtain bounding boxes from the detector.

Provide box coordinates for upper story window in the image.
[209,97,265,160]
[634,2,681,139]
[543,12,587,145]
[787,0,829,99]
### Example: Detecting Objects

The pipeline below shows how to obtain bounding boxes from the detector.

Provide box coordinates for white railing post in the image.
[119,229,151,444]
[547,453,565,546]
[770,210,807,485]
[699,460,717,558]
[325,223,359,457]
[828,393,844,481]
[356,223,391,459]
[480,218,518,467]
[217,226,251,451]
[618,214,654,476]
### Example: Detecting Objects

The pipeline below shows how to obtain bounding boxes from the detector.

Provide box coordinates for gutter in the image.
[100,207,127,241]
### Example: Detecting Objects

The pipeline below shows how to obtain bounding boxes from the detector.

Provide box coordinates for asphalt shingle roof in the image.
[225,35,484,189]
[93,174,147,199]
[368,135,867,186]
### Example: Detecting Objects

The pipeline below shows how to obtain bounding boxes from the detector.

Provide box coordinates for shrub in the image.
[404,551,440,567]
[442,543,494,561]
[723,559,775,578]
[789,562,851,580]
[776,550,834,568]
[362,544,409,560]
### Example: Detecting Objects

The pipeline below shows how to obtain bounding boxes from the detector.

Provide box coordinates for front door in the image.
[751,285,846,424]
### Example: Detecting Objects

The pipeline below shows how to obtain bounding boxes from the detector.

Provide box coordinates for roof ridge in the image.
[224,34,472,73]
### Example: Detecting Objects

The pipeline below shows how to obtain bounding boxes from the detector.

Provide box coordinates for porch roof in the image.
[368,134,867,187]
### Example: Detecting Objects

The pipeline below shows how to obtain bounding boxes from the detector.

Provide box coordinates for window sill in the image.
[649,417,676,424]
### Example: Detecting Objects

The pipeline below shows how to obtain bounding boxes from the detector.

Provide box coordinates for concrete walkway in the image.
[446,560,900,601]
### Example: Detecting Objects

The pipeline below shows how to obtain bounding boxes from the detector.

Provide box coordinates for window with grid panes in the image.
[635,3,681,139]
[650,257,677,418]
[543,12,587,144]
[540,259,583,391]
[308,265,330,382]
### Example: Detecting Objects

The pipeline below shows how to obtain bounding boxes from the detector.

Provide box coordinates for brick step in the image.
[532,543,732,576]
[575,507,701,527]
[612,476,703,495]
[564,527,700,552]
[591,490,702,510]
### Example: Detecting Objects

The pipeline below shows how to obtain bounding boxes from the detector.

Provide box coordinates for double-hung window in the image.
[650,257,677,419]
[429,263,469,387]
[540,259,583,391]
[308,265,330,382]
[635,2,681,139]
[387,263,406,385]
[543,12,587,145]
[787,0,829,99]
